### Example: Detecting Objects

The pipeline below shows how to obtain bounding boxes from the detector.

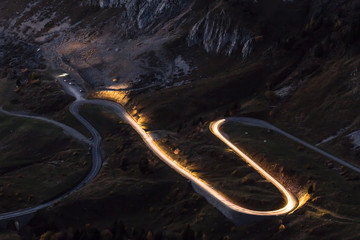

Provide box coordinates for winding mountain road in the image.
[1,74,359,225]
[82,99,299,221]
[0,100,102,222]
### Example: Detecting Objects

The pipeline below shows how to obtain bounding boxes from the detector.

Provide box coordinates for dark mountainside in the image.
[1,0,360,239]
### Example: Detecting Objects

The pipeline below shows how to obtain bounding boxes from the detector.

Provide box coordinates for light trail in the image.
[0,92,298,225]
[0,71,302,227]
[87,99,298,216]
[210,119,298,215]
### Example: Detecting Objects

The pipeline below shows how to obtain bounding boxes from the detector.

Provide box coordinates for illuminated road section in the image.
[91,99,298,216]
[210,119,298,215]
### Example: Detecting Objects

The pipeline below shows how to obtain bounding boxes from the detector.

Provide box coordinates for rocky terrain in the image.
[1,0,360,239]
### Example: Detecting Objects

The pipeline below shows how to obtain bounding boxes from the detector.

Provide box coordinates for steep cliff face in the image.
[81,0,193,30]
[81,0,255,57]
[82,0,253,57]
[187,9,253,56]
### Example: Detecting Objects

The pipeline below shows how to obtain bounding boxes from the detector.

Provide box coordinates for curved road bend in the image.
[0,107,91,145]
[220,117,360,174]
[0,101,103,222]
[82,99,298,219]
[82,99,360,219]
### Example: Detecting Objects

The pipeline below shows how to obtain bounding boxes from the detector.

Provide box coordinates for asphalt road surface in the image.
[1,74,359,223]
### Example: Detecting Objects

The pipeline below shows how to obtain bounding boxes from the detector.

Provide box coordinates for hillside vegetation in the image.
[1,0,360,239]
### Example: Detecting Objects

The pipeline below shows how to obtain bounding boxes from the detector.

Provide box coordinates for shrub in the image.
[29,72,39,81]
[264,90,279,103]
[40,231,54,240]
[313,44,324,58]
[350,17,360,41]
[254,35,264,43]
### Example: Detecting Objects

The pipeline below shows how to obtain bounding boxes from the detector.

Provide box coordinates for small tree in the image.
[40,231,54,240]
[120,158,128,171]
[177,123,183,133]
[264,90,279,104]
[112,220,127,240]
[181,225,195,240]
[29,71,39,81]
[139,158,149,174]
[313,44,324,58]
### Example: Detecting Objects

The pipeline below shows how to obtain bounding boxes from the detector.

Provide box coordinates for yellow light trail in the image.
[119,107,298,216]
[209,119,298,215]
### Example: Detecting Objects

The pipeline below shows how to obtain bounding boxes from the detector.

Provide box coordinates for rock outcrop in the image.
[82,0,254,57]
[81,0,193,30]
[187,9,253,56]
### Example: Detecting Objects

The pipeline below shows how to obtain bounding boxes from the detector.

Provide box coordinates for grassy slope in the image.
[0,112,91,213]
[223,122,360,218]
[0,73,91,213]
[28,104,240,239]
[127,61,360,238]
[126,37,360,239]
[2,0,360,238]
[153,125,286,211]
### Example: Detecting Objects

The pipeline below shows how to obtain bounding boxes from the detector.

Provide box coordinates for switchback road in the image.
[2,78,359,224]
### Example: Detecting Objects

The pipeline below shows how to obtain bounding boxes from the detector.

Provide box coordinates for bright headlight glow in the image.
[57,73,69,77]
